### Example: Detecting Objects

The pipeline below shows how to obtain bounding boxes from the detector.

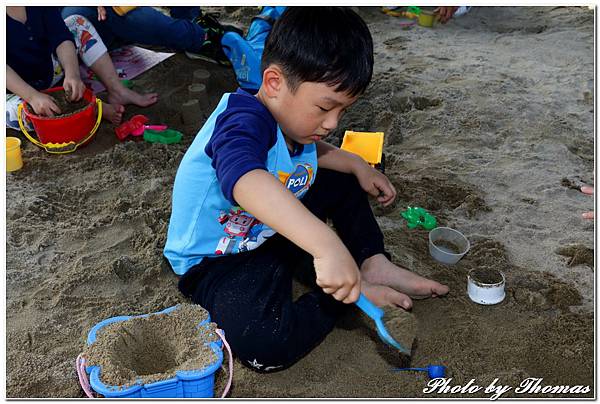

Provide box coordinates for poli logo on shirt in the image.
[283,164,314,197]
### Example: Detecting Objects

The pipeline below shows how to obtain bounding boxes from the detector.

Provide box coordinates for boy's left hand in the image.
[63,75,86,102]
[354,163,397,207]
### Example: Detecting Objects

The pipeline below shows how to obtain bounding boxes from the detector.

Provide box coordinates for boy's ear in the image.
[262,65,284,98]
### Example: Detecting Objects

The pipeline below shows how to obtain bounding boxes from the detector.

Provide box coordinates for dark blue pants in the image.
[61,7,205,53]
[178,169,388,372]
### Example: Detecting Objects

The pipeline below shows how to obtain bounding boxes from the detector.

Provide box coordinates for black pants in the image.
[178,169,388,372]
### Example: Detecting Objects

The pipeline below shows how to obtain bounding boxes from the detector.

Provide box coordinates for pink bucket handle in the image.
[75,354,95,398]
[216,329,233,398]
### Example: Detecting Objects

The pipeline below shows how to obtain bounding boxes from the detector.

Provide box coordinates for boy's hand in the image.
[28,91,61,117]
[63,75,86,102]
[353,163,397,207]
[314,244,361,304]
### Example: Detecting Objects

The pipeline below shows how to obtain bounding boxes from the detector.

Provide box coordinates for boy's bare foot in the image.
[102,103,125,125]
[361,253,449,299]
[107,85,158,108]
[362,280,413,309]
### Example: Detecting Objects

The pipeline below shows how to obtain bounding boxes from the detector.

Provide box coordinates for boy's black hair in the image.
[261,7,374,97]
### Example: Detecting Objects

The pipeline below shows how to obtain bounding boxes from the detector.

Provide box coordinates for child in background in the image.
[61,6,240,65]
[6,6,157,129]
[165,7,449,372]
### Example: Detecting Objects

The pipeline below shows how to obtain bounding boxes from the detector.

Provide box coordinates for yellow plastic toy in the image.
[340,131,384,168]
[418,11,437,27]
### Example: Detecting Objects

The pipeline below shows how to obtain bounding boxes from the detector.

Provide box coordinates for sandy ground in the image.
[5,6,595,398]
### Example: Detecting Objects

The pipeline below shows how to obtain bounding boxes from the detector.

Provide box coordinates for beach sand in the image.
[6,6,594,398]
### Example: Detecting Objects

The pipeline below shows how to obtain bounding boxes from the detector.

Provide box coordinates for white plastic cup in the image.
[467,268,506,305]
[428,227,470,265]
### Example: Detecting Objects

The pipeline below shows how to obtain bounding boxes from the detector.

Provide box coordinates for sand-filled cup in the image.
[6,137,23,172]
[467,268,506,305]
[428,227,470,265]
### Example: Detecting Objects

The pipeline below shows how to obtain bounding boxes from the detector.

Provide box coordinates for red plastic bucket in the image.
[18,86,102,154]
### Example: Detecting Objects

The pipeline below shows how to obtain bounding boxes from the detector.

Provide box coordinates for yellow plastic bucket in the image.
[418,11,436,27]
[6,137,23,172]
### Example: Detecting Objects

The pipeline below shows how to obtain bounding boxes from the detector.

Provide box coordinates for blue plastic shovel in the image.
[392,365,447,378]
[355,293,411,355]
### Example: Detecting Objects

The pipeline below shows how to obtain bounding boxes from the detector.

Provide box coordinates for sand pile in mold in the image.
[83,304,219,388]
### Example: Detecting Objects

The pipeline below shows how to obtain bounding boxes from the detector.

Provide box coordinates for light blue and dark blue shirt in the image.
[164,88,318,275]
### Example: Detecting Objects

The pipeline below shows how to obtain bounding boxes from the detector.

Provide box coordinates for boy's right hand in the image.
[28,91,61,117]
[314,243,361,304]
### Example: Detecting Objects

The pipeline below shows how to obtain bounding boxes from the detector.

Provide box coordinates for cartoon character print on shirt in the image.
[215,207,255,255]
[278,163,314,198]
[214,163,314,255]
[214,207,275,255]
[238,225,276,252]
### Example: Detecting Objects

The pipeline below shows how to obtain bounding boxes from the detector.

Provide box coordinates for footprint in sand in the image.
[509,271,583,310]
[390,95,442,113]
[555,244,594,268]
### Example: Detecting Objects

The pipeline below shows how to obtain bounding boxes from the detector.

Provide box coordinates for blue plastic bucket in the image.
[85,305,223,398]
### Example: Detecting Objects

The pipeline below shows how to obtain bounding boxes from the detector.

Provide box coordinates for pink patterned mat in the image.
[80,45,174,94]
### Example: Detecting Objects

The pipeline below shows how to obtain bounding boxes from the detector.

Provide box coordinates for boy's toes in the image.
[389,290,413,310]
[409,281,449,300]
[432,282,450,297]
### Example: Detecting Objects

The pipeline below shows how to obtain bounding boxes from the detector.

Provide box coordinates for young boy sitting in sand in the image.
[6,6,157,129]
[165,7,449,372]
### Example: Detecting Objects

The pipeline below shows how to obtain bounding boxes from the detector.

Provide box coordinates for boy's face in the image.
[271,78,359,146]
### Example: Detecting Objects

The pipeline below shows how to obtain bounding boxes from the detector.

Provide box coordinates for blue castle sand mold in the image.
[85,305,223,398]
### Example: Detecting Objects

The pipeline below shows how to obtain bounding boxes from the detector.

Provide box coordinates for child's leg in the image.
[63,15,108,69]
[301,168,387,266]
[61,7,118,48]
[92,7,206,54]
[301,168,449,307]
[63,14,157,109]
[178,234,346,372]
